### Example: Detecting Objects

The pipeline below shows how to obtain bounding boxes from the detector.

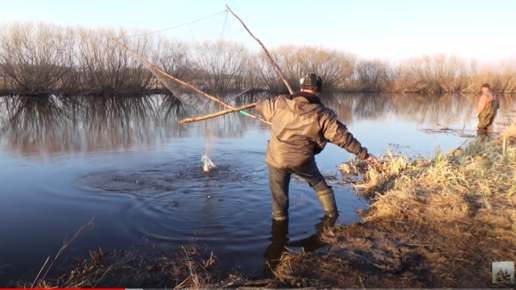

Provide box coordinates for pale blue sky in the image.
[1,0,515,63]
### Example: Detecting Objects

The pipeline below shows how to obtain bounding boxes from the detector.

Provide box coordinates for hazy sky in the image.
[2,0,515,63]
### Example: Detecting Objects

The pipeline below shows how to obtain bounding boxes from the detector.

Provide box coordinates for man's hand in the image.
[472,121,479,130]
[365,155,378,163]
[475,113,479,118]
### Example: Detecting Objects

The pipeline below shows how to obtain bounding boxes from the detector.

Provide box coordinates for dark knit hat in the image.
[300,73,323,92]
[481,83,490,89]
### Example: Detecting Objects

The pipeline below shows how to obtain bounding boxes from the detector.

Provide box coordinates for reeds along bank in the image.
[1,21,516,96]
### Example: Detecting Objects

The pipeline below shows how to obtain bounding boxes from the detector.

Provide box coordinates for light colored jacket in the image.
[256,92,369,169]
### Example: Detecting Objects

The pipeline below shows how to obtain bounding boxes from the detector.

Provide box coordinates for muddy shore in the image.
[8,126,516,288]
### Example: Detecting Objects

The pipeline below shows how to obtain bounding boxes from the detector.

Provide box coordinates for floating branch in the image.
[108,37,270,125]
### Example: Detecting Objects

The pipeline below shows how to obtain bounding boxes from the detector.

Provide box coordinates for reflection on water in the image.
[263,214,338,278]
[0,93,276,158]
[1,93,514,158]
[326,92,515,125]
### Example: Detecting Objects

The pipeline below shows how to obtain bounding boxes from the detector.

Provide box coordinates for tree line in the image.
[1,21,515,96]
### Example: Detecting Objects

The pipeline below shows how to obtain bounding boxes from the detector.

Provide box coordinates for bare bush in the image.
[256,45,356,93]
[75,27,158,95]
[156,38,189,83]
[0,21,515,95]
[354,59,399,92]
[395,54,467,94]
[0,22,78,95]
[187,40,251,93]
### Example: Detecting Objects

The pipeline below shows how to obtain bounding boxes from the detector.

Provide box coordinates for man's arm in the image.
[255,96,278,121]
[322,112,370,160]
[476,95,488,117]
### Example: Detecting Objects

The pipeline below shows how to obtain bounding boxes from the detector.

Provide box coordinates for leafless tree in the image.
[255,44,356,93]
[355,59,399,92]
[75,27,157,95]
[0,22,78,95]
[187,40,251,93]
[0,21,515,95]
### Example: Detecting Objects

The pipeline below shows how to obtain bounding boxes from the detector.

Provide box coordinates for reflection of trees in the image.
[1,93,514,159]
[325,93,516,126]
[175,91,268,139]
[0,95,186,158]
[0,95,78,157]
[79,96,177,152]
[0,92,272,158]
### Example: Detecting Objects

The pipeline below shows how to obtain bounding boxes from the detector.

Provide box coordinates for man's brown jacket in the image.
[256,92,369,169]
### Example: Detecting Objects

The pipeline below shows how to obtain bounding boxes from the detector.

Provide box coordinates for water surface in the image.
[0,92,514,285]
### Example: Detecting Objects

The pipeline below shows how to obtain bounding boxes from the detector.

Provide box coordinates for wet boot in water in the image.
[315,213,339,233]
[316,187,338,216]
[272,210,288,221]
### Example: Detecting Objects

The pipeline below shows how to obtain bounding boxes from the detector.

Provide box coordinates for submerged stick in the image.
[226,5,293,95]
[179,103,266,124]
[108,37,269,125]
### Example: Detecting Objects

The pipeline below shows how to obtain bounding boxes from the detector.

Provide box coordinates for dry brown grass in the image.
[272,128,516,288]
[15,234,282,289]
[15,241,220,289]
[502,123,516,142]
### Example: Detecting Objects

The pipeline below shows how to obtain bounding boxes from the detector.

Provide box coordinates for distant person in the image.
[473,83,499,138]
[496,267,506,283]
[256,73,377,221]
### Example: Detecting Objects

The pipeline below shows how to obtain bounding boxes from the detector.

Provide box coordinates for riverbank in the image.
[10,125,516,288]
[273,125,516,288]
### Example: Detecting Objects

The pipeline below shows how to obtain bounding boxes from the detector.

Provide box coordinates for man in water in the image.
[474,83,499,139]
[256,73,377,221]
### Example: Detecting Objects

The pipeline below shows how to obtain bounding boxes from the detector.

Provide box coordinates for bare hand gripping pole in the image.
[226,5,294,95]
[108,37,271,126]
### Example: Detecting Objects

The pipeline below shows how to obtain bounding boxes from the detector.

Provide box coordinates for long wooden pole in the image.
[179,103,259,124]
[226,5,294,95]
[108,37,270,125]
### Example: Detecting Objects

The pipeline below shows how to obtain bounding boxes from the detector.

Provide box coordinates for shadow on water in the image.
[263,214,338,278]
[0,92,515,285]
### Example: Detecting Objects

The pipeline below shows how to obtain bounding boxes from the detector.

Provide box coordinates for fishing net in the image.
[117,9,264,172]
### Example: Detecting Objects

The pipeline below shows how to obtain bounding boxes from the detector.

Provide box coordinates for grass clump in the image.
[15,242,219,289]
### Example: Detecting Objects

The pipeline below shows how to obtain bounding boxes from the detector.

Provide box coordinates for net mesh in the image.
[119,9,264,172]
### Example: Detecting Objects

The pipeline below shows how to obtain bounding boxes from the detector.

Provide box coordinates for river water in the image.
[0,92,514,285]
